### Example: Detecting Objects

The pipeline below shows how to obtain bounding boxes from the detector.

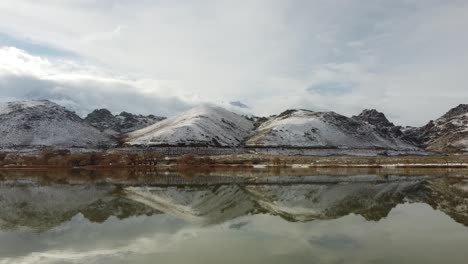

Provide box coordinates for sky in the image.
[0,0,467,126]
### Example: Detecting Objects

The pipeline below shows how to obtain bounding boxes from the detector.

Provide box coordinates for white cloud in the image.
[0,47,193,116]
[0,0,467,125]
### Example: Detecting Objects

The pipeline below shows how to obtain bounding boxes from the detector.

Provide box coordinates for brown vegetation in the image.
[177,154,214,167]
[271,156,282,166]
[0,150,467,170]
[0,149,162,168]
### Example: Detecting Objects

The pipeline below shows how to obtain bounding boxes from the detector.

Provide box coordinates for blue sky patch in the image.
[0,32,78,58]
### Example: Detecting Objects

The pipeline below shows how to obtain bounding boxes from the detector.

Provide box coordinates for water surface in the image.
[0,170,467,264]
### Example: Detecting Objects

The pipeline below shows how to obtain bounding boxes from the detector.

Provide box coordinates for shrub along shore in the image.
[0,148,467,169]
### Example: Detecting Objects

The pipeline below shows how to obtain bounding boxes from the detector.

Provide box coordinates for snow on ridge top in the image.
[0,100,51,116]
[127,104,255,147]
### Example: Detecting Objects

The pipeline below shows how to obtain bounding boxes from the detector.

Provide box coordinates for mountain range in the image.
[0,99,467,153]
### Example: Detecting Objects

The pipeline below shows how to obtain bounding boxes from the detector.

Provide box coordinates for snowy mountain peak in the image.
[126,104,255,147]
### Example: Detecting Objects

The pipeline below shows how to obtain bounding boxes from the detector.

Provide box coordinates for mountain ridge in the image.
[244,109,417,150]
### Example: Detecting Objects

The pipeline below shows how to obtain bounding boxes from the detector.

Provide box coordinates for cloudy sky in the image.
[0,0,467,126]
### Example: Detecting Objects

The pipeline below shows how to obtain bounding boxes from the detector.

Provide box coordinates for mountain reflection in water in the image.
[0,172,467,264]
[0,176,467,230]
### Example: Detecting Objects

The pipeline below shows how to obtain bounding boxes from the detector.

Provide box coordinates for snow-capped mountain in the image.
[126,105,255,147]
[0,99,465,153]
[245,109,418,150]
[0,100,114,148]
[403,104,468,152]
[85,108,165,135]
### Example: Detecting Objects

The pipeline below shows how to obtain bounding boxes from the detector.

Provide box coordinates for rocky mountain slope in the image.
[245,109,418,150]
[0,100,114,148]
[403,104,468,152]
[85,108,165,135]
[126,105,255,147]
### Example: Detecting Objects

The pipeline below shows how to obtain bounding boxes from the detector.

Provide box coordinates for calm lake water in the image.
[0,170,467,264]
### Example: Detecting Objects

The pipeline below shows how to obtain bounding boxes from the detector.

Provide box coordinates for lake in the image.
[0,169,467,264]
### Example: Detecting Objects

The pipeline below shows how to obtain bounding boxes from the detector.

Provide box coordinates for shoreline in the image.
[1,161,467,186]
[1,152,468,170]
[1,162,468,170]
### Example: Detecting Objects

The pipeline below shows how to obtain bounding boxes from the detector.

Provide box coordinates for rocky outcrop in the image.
[353,109,395,128]
[85,108,164,135]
